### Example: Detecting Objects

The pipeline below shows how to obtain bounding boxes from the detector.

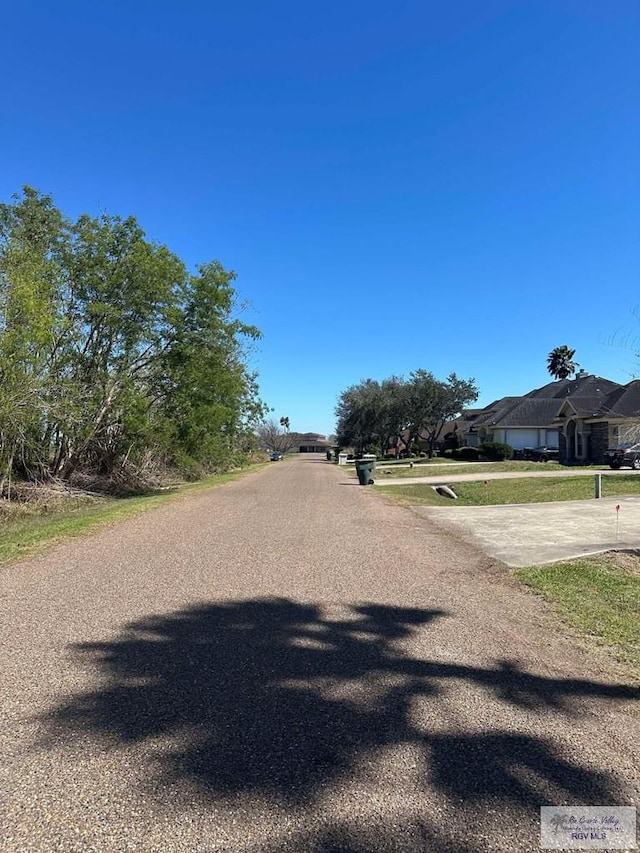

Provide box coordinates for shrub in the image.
[452,446,480,461]
[478,442,512,461]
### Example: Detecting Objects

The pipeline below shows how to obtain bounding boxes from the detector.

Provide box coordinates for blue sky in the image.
[2,1,639,436]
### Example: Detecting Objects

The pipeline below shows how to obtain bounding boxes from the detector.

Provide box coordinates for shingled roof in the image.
[525,373,622,400]
[490,397,563,427]
[454,372,634,431]
[592,380,640,419]
[557,396,616,418]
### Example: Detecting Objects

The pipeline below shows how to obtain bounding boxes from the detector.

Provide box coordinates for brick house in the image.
[555,378,640,464]
[450,371,640,464]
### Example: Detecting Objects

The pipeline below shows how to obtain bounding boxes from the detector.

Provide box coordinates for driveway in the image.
[1,454,638,852]
[411,496,640,566]
[372,467,640,566]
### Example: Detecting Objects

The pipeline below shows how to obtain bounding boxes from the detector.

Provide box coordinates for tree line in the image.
[335,370,478,458]
[334,348,582,461]
[0,187,268,493]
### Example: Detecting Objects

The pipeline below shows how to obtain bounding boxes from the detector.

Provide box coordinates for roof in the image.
[475,397,523,425]
[442,409,486,435]
[592,380,640,419]
[557,396,615,418]
[525,374,622,400]
[489,397,563,427]
[455,373,637,431]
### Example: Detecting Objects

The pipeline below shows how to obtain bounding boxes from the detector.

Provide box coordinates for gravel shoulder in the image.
[1,455,638,853]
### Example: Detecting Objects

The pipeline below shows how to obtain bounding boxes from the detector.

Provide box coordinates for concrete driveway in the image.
[373,467,640,566]
[411,496,640,566]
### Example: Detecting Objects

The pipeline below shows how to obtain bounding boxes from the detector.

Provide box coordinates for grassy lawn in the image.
[375,474,640,506]
[517,554,640,672]
[0,465,266,566]
[364,458,609,479]
[369,456,467,467]
[370,460,587,478]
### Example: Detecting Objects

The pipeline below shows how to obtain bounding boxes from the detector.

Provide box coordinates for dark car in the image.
[525,446,560,462]
[603,443,640,470]
[269,451,284,461]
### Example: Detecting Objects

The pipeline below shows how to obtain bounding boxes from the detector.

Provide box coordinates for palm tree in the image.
[547,346,578,380]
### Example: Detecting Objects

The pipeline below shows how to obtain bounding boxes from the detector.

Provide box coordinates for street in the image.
[1,454,638,852]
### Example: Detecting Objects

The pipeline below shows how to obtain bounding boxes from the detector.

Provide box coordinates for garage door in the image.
[505,429,538,450]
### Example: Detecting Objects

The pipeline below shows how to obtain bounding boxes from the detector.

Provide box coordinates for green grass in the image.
[517,556,640,671]
[0,465,266,566]
[371,456,466,467]
[372,460,584,478]
[376,474,640,506]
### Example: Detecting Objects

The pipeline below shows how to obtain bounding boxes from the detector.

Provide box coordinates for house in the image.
[555,378,640,464]
[297,433,332,453]
[450,371,640,464]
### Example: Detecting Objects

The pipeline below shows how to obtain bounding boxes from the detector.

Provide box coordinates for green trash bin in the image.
[355,458,375,485]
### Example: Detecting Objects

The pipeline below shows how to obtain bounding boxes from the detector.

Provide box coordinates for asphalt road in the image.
[1,455,638,852]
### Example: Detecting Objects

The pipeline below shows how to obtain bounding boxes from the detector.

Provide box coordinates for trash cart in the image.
[355,457,375,485]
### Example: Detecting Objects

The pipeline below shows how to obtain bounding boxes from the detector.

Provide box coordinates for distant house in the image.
[449,370,640,464]
[297,433,332,453]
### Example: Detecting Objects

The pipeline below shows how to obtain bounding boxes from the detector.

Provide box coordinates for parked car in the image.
[525,446,560,462]
[603,443,640,470]
[269,451,284,461]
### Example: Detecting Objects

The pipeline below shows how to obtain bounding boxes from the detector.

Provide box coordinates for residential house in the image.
[555,378,640,463]
[297,433,332,453]
[450,370,640,464]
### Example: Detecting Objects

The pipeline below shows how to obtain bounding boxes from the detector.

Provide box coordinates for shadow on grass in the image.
[38,598,638,850]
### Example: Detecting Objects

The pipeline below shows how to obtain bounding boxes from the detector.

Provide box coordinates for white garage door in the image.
[505,429,538,450]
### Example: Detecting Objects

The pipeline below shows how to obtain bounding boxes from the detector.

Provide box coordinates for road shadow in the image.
[225,817,483,852]
[37,597,637,850]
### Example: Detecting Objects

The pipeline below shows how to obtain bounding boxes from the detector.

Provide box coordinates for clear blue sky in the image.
[2,1,639,436]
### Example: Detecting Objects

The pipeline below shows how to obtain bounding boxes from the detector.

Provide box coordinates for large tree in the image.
[0,187,266,488]
[335,379,386,454]
[335,370,478,457]
[52,211,186,478]
[547,346,578,381]
[0,187,66,487]
[404,370,478,457]
[256,418,296,453]
[158,261,266,473]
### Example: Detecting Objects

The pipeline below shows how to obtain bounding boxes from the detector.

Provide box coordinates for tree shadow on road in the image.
[37,597,638,851]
